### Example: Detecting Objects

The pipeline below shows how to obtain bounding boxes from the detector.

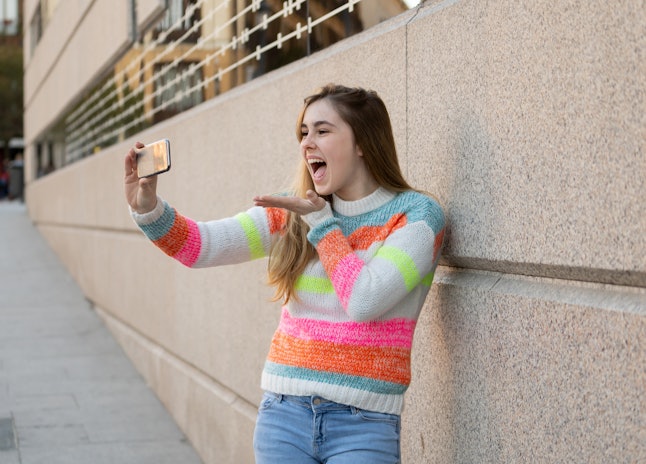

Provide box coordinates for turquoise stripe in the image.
[295,275,334,294]
[264,362,408,395]
[375,245,420,291]
[306,216,339,246]
[335,191,444,235]
[140,202,176,241]
[235,212,265,259]
[403,192,446,232]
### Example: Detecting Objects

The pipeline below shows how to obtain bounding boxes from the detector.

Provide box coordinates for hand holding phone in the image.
[136,139,171,178]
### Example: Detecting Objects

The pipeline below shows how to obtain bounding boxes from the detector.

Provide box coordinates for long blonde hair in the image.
[267,84,413,303]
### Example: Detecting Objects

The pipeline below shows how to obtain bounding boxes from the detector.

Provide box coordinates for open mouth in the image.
[308,158,327,180]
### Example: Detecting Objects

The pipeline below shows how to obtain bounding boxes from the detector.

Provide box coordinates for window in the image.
[153,62,205,122]
[55,0,414,165]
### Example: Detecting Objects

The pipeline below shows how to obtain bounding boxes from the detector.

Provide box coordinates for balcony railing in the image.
[61,0,413,164]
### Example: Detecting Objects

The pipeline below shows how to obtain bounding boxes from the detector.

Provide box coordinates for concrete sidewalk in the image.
[0,201,203,464]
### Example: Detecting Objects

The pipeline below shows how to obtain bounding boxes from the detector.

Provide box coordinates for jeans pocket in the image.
[258,392,280,411]
[354,408,400,426]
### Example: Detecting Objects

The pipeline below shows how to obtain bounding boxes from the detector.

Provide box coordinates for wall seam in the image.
[434,265,646,315]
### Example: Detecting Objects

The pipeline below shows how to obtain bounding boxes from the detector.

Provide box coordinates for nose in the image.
[300,132,314,149]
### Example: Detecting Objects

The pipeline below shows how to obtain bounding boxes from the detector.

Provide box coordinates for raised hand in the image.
[253,190,326,215]
[124,142,158,214]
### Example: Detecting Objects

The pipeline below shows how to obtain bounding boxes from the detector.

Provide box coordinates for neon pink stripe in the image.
[173,219,201,267]
[331,254,363,307]
[279,308,416,349]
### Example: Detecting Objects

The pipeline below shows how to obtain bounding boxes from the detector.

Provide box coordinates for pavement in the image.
[0,201,203,464]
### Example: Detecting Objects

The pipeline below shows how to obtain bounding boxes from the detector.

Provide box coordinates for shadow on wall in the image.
[431,110,505,462]
[442,110,507,266]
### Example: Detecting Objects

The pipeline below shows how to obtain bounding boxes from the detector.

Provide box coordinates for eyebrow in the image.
[301,120,337,129]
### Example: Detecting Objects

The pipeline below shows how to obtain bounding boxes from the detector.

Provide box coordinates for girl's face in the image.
[300,99,378,201]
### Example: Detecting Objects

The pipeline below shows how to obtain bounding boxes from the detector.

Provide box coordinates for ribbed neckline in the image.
[332,187,396,217]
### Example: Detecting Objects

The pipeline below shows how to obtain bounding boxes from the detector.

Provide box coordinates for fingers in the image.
[124,142,159,214]
[253,192,325,215]
[124,142,146,177]
[252,194,284,208]
[306,190,326,209]
[125,148,136,176]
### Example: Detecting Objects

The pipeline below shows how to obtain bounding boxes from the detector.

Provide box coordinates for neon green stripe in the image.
[235,213,264,259]
[421,272,434,286]
[295,275,334,294]
[376,246,420,291]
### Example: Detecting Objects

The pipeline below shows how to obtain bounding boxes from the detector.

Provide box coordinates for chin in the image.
[314,186,332,196]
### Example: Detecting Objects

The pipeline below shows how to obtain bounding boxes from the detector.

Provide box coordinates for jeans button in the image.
[313,398,322,405]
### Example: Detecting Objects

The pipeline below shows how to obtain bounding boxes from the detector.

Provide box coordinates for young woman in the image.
[124,84,445,463]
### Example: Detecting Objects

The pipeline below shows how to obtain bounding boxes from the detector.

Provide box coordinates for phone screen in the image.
[136,139,171,178]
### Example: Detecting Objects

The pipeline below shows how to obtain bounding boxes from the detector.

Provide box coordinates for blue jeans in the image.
[253,392,401,464]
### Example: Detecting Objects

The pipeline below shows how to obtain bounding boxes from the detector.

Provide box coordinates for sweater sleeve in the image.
[131,196,286,268]
[303,194,445,321]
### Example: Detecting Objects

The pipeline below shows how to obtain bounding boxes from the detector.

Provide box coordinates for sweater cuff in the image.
[129,196,166,225]
[302,202,333,228]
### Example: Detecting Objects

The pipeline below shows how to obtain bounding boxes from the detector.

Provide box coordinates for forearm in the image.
[131,197,202,266]
[131,197,278,268]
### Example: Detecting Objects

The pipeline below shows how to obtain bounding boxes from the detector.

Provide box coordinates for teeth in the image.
[308,158,324,165]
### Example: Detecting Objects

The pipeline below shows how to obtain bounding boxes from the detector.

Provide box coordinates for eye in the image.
[317,129,329,135]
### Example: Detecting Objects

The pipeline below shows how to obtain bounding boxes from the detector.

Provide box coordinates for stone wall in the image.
[24,1,645,462]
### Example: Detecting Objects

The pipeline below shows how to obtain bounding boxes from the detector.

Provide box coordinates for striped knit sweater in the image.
[131,187,445,415]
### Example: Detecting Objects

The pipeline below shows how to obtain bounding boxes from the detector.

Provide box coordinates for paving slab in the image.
[0,201,203,464]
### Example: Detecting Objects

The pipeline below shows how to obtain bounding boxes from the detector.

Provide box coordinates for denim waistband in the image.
[264,391,354,412]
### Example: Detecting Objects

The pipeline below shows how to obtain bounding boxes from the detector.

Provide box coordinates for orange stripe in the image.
[316,229,351,271]
[267,331,411,385]
[348,213,408,250]
[315,214,409,271]
[433,228,445,261]
[266,207,287,234]
[154,214,189,257]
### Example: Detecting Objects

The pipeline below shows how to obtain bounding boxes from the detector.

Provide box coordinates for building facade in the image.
[23,0,645,462]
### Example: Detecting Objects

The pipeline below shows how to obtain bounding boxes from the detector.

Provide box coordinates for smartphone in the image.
[136,139,171,178]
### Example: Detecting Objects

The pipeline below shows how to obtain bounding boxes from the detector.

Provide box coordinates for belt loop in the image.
[277,394,283,403]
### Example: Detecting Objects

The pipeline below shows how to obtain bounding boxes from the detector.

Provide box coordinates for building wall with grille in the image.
[23,1,645,463]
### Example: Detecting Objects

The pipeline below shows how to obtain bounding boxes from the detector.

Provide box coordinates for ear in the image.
[356,145,364,157]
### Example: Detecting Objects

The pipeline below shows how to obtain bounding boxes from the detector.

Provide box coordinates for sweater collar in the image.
[332,187,396,216]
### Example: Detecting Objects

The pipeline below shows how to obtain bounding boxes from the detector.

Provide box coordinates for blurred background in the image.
[0,0,23,201]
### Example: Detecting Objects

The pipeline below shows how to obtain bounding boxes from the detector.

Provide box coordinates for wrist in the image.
[130,196,164,221]
[135,201,157,215]
[136,196,158,214]
[302,202,333,228]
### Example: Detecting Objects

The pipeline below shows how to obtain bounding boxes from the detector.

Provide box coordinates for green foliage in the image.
[0,44,24,156]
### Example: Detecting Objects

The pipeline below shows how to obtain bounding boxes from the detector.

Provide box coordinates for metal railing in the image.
[62,0,413,163]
